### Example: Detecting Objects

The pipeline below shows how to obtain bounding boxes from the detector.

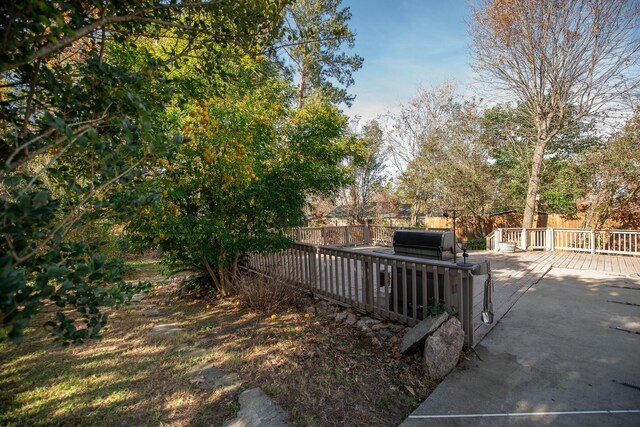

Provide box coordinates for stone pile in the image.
[305,298,405,347]
[306,297,465,381]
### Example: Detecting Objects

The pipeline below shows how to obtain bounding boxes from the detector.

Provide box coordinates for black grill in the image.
[389,230,456,318]
[392,230,455,260]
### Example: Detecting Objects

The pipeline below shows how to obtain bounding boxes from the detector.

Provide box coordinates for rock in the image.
[345,313,358,325]
[305,306,316,315]
[223,388,290,427]
[400,312,449,355]
[423,317,464,381]
[315,301,328,314]
[376,329,394,342]
[190,363,242,392]
[371,323,389,331]
[131,294,144,303]
[359,317,380,326]
[141,308,160,317]
[355,318,368,328]
[150,323,184,338]
[334,311,348,322]
[355,317,380,331]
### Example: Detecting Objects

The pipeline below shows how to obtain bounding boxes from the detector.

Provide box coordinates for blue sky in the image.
[341,0,475,120]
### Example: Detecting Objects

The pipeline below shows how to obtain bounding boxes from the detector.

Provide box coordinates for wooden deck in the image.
[466,250,640,343]
[250,244,639,346]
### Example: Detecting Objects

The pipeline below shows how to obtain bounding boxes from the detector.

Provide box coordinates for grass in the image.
[0,260,436,426]
[122,258,166,282]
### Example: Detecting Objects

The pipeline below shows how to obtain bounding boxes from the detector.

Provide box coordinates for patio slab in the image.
[401,268,640,427]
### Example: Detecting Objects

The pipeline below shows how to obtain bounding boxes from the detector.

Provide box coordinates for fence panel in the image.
[501,228,522,246]
[490,227,639,256]
[245,243,476,346]
[553,229,592,252]
[296,225,452,247]
[595,229,640,255]
[527,228,547,250]
[486,231,496,251]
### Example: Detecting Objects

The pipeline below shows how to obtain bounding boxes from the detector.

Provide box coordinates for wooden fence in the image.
[246,243,477,346]
[486,228,640,256]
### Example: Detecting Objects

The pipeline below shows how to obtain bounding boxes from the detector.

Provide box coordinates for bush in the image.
[465,237,487,250]
[177,273,218,299]
[234,272,304,313]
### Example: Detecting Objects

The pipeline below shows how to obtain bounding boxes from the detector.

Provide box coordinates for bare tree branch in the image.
[469,0,640,228]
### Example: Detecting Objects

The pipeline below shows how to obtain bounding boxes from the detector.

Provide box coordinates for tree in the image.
[470,0,640,228]
[305,195,336,223]
[280,0,363,108]
[387,83,458,222]
[0,1,286,343]
[582,107,640,228]
[388,83,493,229]
[481,103,598,215]
[129,83,352,294]
[396,92,494,234]
[340,120,387,223]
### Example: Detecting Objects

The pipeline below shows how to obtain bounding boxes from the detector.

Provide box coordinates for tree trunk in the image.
[582,190,605,229]
[297,57,307,109]
[230,252,240,282]
[218,266,229,296]
[522,140,546,228]
[202,257,222,293]
[411,201,421,226]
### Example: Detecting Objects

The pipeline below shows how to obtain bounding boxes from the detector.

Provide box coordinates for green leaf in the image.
[33,191,49,209]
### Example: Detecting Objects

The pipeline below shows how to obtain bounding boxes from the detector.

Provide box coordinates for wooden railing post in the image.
[364,257,372,309]
[308,246,318,290]
[460,271,474,347]
[364,225,371,245]
[495,228,503,250]
[590,229,596,254]
[520,228,528,251]
[344,226,349,246]
[549,228,555,251]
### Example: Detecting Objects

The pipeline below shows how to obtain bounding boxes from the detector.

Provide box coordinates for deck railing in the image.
[486,227,640,256]
[296,225,450,247]
[246,243,476,346]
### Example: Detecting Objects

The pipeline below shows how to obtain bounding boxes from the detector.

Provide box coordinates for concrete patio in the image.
[401,267,640,426]
[466,250,640,343]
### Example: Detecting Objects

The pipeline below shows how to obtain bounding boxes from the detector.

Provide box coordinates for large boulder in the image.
[400,312,449,354]
[423,317,464,381]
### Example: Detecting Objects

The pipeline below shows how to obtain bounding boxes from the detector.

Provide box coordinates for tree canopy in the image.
[340,119,387,224]
[1,0,357,343]
[281,0,363,108]
[469,0,640,227]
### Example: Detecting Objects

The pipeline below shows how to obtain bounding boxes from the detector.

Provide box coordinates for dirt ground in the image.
[0,261,440,426]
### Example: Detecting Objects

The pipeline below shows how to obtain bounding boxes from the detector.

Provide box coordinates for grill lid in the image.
[393,230,454,250]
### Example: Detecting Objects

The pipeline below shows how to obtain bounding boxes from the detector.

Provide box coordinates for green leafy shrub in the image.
[465,238,487,250]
